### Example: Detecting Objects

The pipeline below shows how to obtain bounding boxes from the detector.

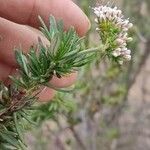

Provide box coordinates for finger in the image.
[38,87,56,102]
[0,62,14,81]
[0,17,48,66]
[38,72,77,101]
[50,72,77,88]
[0,0,90,36]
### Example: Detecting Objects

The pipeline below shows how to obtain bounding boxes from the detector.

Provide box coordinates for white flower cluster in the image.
[93,6,133,64]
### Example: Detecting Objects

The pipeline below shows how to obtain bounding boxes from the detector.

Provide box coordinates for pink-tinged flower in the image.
[93,5,133,64]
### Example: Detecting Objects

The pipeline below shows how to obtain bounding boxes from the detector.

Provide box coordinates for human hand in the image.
[0,0,90,101]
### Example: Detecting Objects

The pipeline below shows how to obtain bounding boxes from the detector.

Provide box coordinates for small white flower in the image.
[127,37,133,42]
[128,23,133,28]
[123,28,128,32]
[116,39,124,45]
[112,48,121,57]
[119,60,123,65]
[125,50,131,55]
[96,28,100,31]
[124,55,131,61]
[93,5,133,64]
[95,18,99,23]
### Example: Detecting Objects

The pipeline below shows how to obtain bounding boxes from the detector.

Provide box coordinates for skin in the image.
[0,0,90,102]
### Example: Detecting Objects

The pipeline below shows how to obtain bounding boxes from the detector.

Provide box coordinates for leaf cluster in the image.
[0,16,95,149]
[11,16,93,90]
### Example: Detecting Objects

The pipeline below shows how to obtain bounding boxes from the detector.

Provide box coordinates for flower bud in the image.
[112,48,121,57]
[119,60,123,65]
[128,23,133,28]
[116,39,124,45]
[125,50,131,55]
[95,18,99,23]
[124,55,131,61]
[127,37,133,42]
[96,28,100,31]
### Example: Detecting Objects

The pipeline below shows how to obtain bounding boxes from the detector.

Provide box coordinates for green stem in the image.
[79,44,108,55]
[44,83,74,93]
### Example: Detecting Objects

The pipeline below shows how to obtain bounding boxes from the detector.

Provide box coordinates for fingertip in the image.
[75,11,91,36]
[60,0,91,36]
[0,62,14,82]
[29,0,91,36]
[50,72,78,88]
[0,0,91,36]
[38,87,56,102]
[68,1,91,36]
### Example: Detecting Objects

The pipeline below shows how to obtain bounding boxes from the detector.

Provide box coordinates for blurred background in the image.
[26,0,150,149]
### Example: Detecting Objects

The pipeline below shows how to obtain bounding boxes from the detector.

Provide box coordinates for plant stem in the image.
[79,44,108,55]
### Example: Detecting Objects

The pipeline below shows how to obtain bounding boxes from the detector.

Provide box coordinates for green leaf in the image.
[0,132,19,147]
[38,16,51,41]
[0,143,18,150]
[15,51,29,75]
[13,113,25,146]
[49,15,59,39]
